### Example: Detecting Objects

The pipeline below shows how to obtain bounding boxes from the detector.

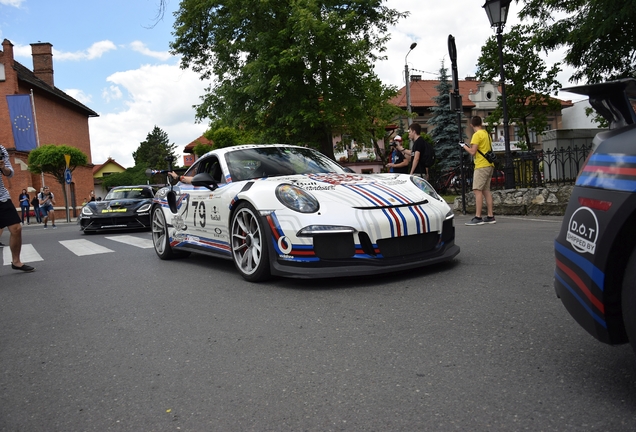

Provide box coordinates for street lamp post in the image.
[483,0,515,189]
[405,42,417,127]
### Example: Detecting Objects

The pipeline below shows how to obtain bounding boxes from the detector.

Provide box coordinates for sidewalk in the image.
[19,217,80,230]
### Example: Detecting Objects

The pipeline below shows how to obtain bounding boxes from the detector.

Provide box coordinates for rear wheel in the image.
[152,206,189,260]
[621,247,636,354]
[231,202,271,282]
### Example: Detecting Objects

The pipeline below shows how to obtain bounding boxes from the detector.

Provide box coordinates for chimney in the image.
[31,42,54,87]
[2,39,14,64]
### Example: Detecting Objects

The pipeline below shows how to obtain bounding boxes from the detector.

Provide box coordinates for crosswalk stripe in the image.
[3,244,43,265]
[105,235,153,249]
[60,239,114,256]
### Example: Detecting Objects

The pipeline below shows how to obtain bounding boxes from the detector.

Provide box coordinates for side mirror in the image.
[166,190,178,214]
[191,172,218,191]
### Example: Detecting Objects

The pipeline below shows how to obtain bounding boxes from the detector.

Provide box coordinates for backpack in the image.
[424,140,436,168]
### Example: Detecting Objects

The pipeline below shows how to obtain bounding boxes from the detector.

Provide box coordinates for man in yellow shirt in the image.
[460,116,496,226]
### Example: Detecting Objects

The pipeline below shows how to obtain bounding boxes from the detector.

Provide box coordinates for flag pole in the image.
[30,89,45,188]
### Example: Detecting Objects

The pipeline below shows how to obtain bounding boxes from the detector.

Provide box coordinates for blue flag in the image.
[6,94,37,151]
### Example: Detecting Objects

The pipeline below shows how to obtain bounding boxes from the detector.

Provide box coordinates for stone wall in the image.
[453,186,574,216]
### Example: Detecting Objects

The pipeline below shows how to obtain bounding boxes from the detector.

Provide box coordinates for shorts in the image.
[473,166,494,191]
[0,199,22,228]
[40,203,54,217]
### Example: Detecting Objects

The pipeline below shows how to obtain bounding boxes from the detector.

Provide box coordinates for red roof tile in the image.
[184,135,213,153]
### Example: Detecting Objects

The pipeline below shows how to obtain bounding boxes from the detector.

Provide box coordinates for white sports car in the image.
[151,144,459,281]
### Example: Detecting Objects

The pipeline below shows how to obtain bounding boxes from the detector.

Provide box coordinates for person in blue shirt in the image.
[386,135,410,174]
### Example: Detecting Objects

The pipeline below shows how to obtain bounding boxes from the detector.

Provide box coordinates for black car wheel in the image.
[622,247,636,354]
[231,202,271,282]
[152,206,188,260]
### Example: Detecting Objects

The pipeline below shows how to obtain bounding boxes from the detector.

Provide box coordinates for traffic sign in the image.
[64,168,72,184]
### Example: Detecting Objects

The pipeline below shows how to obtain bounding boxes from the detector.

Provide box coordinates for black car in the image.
[79,185,155,233]
[555,79,636,354]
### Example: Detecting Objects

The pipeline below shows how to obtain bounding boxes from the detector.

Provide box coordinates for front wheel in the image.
[152,206,189,260]
[231,202,271,282]
[622,247,636,354]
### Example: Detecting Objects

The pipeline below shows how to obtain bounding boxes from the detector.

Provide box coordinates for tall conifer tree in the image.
[429,63,464,173]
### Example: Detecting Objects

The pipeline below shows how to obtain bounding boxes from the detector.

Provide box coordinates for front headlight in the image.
[137,203,151,213]
[81,206,94,216]
[276,184,320,213]
[411,176,441,200]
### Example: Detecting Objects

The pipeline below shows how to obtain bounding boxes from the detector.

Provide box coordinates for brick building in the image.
[0,39,98,216]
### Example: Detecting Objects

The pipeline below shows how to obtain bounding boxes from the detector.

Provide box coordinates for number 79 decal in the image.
[192,200,206,227]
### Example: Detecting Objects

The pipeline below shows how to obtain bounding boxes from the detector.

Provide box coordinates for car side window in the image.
[191,156,225,184]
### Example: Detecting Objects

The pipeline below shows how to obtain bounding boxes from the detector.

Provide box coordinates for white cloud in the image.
[129,40,172,61]
[0,0,24,7]
[54,40,117,61]
[89,63,210,167]
[64,88,92,104]
[102,85,123,102]
[12,43,31,58]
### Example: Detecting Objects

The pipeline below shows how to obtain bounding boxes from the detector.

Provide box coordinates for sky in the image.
[0,0,579,168]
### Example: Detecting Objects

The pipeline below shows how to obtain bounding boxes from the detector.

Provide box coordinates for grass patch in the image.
[441,194,458,204]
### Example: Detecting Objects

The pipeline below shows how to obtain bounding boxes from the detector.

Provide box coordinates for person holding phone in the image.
[38,186,57,229]
[18,188,30,224]
[460,116,496,226]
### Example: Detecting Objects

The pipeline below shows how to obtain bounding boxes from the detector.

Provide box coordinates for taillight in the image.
[578,197,612,211]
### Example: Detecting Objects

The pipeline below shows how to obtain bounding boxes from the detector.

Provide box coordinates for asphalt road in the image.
[0,216,635,431]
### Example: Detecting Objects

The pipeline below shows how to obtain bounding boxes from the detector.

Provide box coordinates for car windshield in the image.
[105,187,152,200]
[225,146,346,181]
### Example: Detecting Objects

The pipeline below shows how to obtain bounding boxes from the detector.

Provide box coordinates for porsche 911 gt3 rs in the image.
[151,144,459,282]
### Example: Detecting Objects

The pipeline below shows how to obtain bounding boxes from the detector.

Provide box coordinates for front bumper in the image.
[267,217,459,279]
[79,214,151,232]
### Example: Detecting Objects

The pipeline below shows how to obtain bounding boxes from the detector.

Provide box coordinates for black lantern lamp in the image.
[483,0,511,31]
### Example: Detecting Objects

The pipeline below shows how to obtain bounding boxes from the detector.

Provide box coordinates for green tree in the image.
[101,165,150,189]
[341,78,402,166]
[476,24,562,147]
[132,126,177,170]
[429,63,465,173]
[519,0,636,83]
[192,142,214,157]
[28,144,89,213]
[170,0,406,159]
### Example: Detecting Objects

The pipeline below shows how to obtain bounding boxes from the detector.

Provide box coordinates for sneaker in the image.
[465,217,484,226]
[43,224,48,229]
[11,263,35,272]
[483,216,496,224]
[52,225,57,229]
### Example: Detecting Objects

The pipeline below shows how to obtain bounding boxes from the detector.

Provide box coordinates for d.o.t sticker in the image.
[566,207,599,254]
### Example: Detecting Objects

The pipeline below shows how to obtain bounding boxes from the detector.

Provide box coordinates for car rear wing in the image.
[562,78,636,130]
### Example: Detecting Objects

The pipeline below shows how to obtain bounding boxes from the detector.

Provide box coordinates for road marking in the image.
[105,235,153,249]
[3,244,43,265]
[60,239,114,256]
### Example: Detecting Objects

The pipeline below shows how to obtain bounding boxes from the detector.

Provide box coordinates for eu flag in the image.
[6,94,37,151]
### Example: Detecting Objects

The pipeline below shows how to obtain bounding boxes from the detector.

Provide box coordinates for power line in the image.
[410,68,438,76]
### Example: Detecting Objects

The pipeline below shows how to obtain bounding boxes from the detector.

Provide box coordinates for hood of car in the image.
[249,173,443,210]
[87,198,151,214]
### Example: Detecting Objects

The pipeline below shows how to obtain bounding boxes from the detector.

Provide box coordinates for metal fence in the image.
[429,144,593,194]
[507,144,593,188]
